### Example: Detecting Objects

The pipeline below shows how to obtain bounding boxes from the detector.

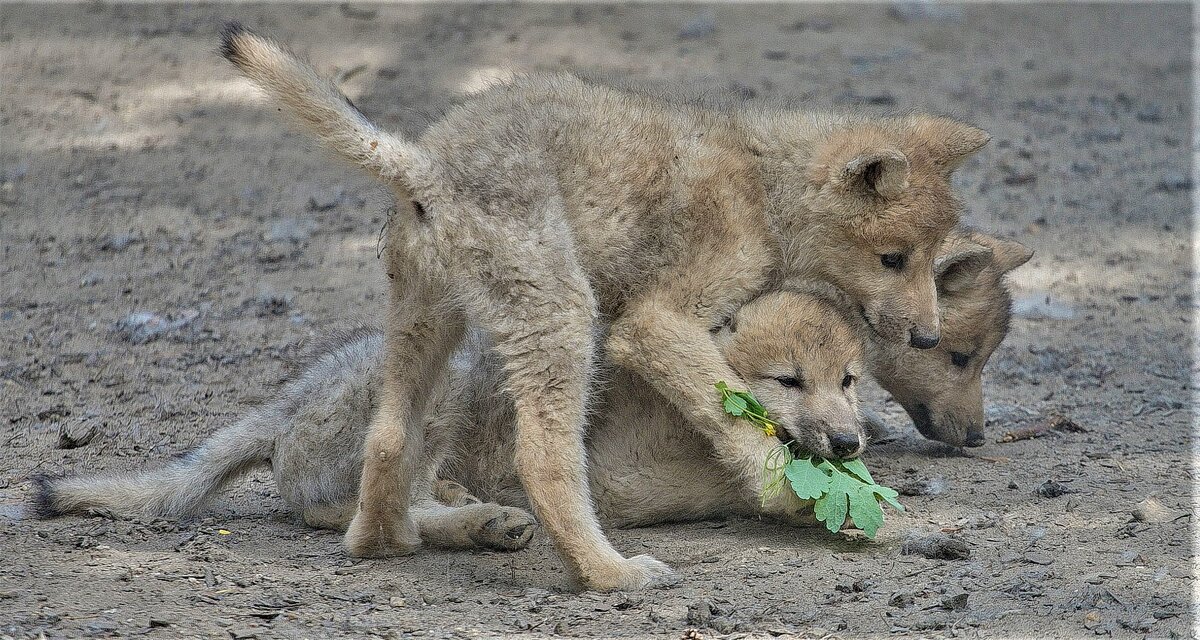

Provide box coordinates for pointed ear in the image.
[834,149,911,199]
[935,239,993,294]
[911,116,991,171]
[983,236,1034,273]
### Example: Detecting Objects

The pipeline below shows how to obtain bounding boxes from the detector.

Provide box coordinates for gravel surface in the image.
[1,4,1192,638]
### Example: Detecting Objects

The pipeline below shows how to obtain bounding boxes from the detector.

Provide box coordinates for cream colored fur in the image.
[36,290,864,546]
[34,230,1031,553]
[218,24,989,589]
[867,231,1032,445]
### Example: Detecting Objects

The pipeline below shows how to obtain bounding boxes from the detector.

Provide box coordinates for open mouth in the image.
[775,427,820,459]
[774,427,803,456]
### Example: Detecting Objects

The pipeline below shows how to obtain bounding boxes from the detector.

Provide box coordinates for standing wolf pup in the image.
[220,25,989,589]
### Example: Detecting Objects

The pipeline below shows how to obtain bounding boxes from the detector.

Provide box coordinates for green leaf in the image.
[871,484,905,513]
[813,472,855,533]
[722,394,748,416]
[784,459,832,500]
[816,459,839,475]
[738,392,768,417]
[847,483,886,538]
[839,458,875,484]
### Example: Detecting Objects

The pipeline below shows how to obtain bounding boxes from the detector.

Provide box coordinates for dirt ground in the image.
[0,3,1194,639]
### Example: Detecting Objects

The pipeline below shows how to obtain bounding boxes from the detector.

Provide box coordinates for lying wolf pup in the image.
[219,25,991,588]
[35,231,1028,544]
[36,289,863,546]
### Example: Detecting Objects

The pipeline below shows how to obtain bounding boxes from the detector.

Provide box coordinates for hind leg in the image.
[344,285,465,558]
[413,500,537,551]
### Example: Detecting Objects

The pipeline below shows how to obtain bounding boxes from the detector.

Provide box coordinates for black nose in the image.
[965,431,986,447]
[829,433,861,459]
[909,328,940,349]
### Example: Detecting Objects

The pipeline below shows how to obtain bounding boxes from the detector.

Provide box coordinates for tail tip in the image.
[29,473,64,519]
[219,21,251,64]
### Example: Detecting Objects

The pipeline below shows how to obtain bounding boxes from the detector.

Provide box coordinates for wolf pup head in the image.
[868,231,1033,446]
[716,290,866,460]
[760,114,991,351]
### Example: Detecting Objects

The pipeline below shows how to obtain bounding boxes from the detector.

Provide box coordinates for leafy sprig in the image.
[715,381,778,438]
[717,382,905,538]
[782,453,904,538]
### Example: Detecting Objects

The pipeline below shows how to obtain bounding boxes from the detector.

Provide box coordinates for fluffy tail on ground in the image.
[219,22,438,194]
[32,411,277,520]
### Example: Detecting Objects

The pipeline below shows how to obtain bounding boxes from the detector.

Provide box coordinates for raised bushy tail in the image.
[219,22,438,194]
[32,410,278,520]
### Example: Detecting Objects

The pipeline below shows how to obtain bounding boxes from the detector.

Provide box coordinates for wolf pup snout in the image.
[827,431,863,459]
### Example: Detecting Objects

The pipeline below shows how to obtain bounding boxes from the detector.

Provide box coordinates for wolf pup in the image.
[219,25,989,589]
[33,231,1032,541]
[35,290,865,542]
[868,230,1032,446]
[35,232,1030,543]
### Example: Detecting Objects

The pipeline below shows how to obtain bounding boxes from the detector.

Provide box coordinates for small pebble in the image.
[98,233,136,252]
[1036,480,1072,498]
[86,620,119,636]
[57,424,97,450]
[1025,552,1054,565]
[308,186,345,212]
[113,310,199,344]
[1081,127,1123,143]
[1136,103,1162,122]
[901,532,971,560]
[898,476,947,497]
[940,592,969,611]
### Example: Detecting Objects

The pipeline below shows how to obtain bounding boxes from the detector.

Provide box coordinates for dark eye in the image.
[775,376,802,389]
[842,374,856,389]
[951,352,971,368]
[880,253,906,270]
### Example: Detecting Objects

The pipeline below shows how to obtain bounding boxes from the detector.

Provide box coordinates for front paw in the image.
[579,554,678,592]
[344,511,422,558]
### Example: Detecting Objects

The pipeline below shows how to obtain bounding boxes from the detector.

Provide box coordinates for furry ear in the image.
[835,149,911,199]
[984,236,1034,273]
[935,240,993,294]
[911,116,991,171]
